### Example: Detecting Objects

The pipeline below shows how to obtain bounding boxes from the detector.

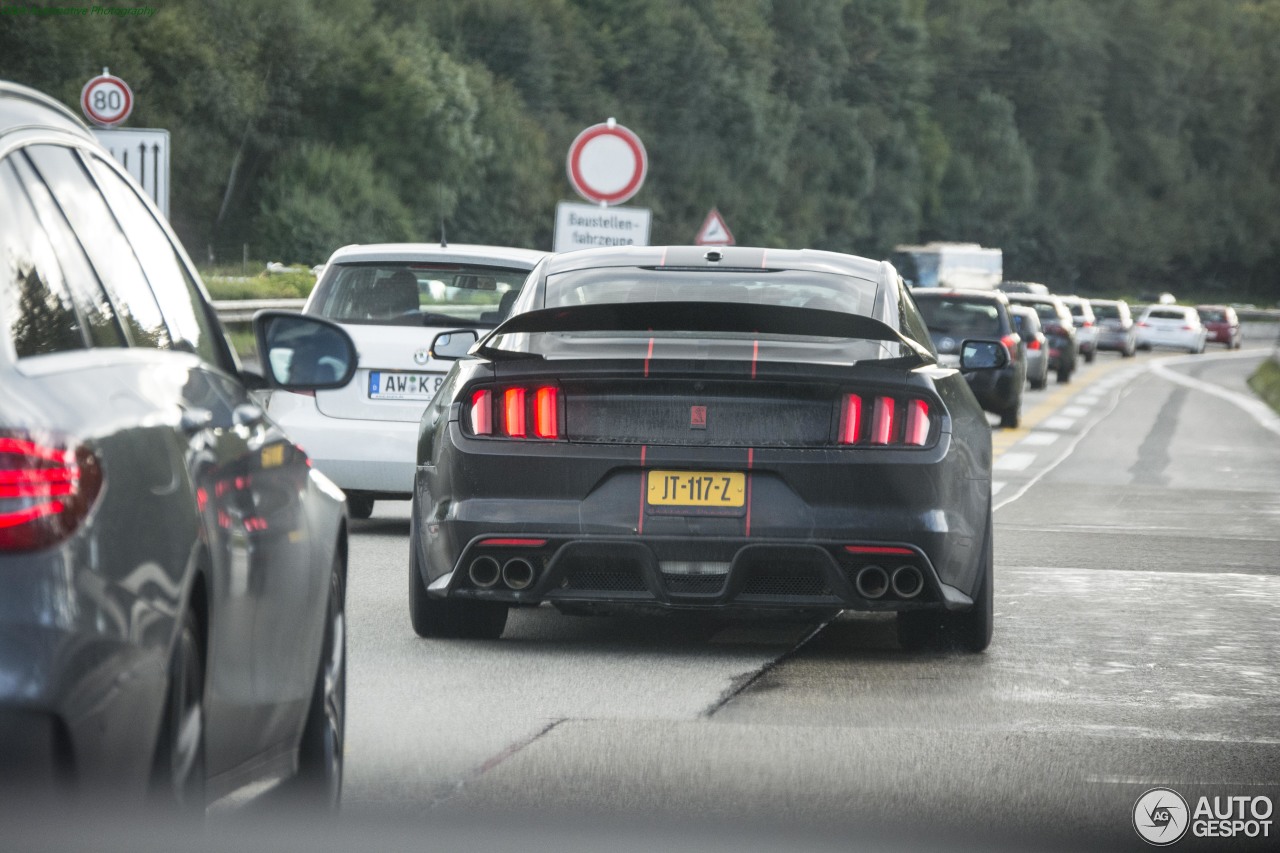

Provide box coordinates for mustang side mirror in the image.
[959,339,1010,370]
[252,311,358,390]
[430,330,479,360]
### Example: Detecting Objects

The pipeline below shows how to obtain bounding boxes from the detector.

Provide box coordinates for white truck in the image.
[891,242,1003,290]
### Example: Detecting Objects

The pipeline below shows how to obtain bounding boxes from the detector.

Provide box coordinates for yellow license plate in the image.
[647,470,746,508]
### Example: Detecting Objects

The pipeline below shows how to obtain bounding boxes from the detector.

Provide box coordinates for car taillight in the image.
[503,389,526,438]
[839,394,933,447]
[470,390,493,435]
[1083,319,1094,327]
[1000,333,1019,362]
[1181,324,1193,330]
[0,432,103,552]
[467,386,562,441]
[1138,321,1150,327]
[534,387,559,439]
[1027,337,1042,351]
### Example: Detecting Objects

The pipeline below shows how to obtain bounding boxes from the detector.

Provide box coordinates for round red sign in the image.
[566,120,647,205]
[80,73,133,127]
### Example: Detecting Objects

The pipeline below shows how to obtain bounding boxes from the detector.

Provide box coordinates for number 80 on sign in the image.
[81,73,134,127]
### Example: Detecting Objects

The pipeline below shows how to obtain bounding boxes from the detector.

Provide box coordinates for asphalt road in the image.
[328,326,1280,852]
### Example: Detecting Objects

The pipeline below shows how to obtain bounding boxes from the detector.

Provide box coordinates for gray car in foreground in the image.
[0,81,358,810]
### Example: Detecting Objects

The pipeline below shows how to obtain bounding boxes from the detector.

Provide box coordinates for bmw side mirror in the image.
[430,330,478,360]
[959,339,1010,370]
[253,311,358,390]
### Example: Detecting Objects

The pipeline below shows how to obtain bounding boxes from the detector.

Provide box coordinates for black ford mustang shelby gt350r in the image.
[410,246,1004,652]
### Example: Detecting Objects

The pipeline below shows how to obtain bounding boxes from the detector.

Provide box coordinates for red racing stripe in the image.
[637,445,648,535]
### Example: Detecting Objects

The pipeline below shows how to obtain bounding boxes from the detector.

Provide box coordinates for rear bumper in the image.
[266,391,417,495]
[0,546,170,797]
[1136,329,1204,349]
[429,534,974,613]
[416,420,991,610]
[1095,328,1134,350]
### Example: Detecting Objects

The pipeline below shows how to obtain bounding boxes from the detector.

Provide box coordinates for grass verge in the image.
[1247,356,1280,415]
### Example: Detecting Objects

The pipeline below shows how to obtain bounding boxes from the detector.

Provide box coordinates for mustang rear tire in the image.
[409,516,508,639]
[897,512,993,653]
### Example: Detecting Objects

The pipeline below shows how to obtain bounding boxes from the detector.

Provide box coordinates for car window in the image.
[1199,308,1226,322]
[914,297,1003,337]
[1146,308,1189,320]
[23,144,172,349]
[308,263,532,326]
[0,157,88,358]
[8,150,126,349]
[1092,302,1122,320]
[896,282,934,350]
[84,153,226,366]
[543,267,881,317]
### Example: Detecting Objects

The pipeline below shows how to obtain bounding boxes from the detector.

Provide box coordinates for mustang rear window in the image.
[543,267,880,318]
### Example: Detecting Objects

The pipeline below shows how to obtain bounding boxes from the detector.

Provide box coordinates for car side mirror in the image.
[430,330,478,360]
[252,311,358,390]
[959,339,1010,370]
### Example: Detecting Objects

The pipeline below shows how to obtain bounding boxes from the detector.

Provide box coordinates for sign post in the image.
[80,69,133,127]
[556,118,651,252]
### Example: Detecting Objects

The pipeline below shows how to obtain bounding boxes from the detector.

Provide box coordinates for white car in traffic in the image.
[265,243,547,517]
[1135,304,1207,354]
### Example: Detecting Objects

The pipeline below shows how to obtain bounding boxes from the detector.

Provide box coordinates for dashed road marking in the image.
[1020,432,1060,447]
[994,452,1036,471]
[1040,416,1077,431]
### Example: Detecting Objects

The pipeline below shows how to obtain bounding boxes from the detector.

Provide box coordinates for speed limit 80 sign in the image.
[80,72,133,127]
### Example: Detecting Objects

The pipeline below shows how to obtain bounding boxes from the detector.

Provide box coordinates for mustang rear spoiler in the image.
[480,301,935,364]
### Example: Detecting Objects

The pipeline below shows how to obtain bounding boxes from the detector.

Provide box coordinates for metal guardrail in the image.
[212,298,306,323]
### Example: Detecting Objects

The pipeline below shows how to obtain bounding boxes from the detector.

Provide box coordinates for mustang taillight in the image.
[503,388,526,438]
[534,387,559,439]
[839,394,934,447]
[468,385,562,440]
[0,433,103,552]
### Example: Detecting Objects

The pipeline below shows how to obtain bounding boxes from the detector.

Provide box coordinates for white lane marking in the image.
[996,384,1129,512]
[1074,396,1101,406]
[1088,777,1280,785]
[1040,416,1077,431]
[992,481,1007,496]
[1020,432,1060,447]
[1062,405,1091,418]
[1149,352,1280,438]
[994,452,1036,471]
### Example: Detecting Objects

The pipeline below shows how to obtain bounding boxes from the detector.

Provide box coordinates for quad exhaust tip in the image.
[501,558,536,591]
[855,565,890,599]
[891,565,924,599]
[468,556,501,589]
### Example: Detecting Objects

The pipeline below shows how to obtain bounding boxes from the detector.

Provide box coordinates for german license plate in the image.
[368,371,445,401]
[647,470,746,514]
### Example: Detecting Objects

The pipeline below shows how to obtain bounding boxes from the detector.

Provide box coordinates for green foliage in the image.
[1247,357,1280,417]
[2,0,1278,300]
[257,143,414,263]
[204,271,316,300]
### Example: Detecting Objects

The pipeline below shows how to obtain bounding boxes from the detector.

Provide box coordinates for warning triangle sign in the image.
[695,208,735,246]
